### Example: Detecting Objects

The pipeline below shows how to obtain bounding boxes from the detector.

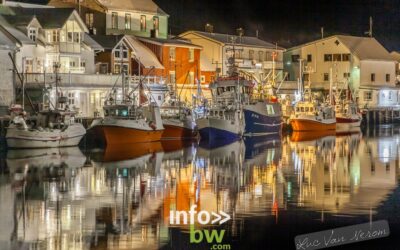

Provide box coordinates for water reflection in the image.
[0,127,400,249]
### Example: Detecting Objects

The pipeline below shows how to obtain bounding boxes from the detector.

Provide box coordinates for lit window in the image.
[188,48,194,62]
[169,47,176,61]
[111,12,118,29]
[364,91,372,101]
[140,15,146,31]
[189,71,195,84]
[169,71,176,83]
[153,16,159,31]
[28,28,37,41]
[85,13,94,29]
[125,14,131,30]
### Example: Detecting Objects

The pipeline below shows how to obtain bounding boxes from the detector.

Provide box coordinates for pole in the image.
[329,67,333,105]
[299,59,303,101]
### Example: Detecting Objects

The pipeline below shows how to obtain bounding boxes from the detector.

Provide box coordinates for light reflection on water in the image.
[0,126,400,249]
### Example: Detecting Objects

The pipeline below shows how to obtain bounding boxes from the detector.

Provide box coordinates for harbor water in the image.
[1,126,400,249]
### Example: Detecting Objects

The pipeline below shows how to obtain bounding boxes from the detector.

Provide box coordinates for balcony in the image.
[263,61,284,70]
[23,73,167,91]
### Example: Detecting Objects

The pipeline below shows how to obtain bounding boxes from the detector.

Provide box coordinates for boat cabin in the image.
[36,110,77,129]
[295,102,335,119]
[209,77,253,104]
[104,104,142,119]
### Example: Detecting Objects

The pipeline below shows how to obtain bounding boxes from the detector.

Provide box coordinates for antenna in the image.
[365,16,373,37]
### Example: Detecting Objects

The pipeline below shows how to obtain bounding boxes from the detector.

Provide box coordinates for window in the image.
[307,54,312,62]
[342,54,350,61]
[389,91,392,100]
[169,71,176,83]
[266,105,275,115]
[114,64,121,74]
[24,58,33,73]
[28,28,37,41]
[364,91,372,101]
[324,73,329,81]
[111,12,118,29]
[188,48,194,62]
[114,45,128,59]
[291,54,300,62]
[68,92,75,105]
[169,47,176,61]
[189,71,195,84]
[249,50,254,60]
[125,14,131,30]
[114,50,120,59]
[67,32,73,42]
[49,30,59,43]
[324,54,333,62]
[73,32,80,43]
[259,51,264,61]
[343,72,350,78]
[153,16,159,30]
[81,60,86,69]
[85,13,94,29]
[140,15,146,31]
[371,73,375,82]
[303,73,309,82]
[200,75,206,83]
[333,54,342,61]
[386,74,390,82]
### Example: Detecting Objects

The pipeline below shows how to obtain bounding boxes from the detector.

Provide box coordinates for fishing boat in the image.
[6,62,86,149]
[6,106,86,148]
[289,67,336,131]
[196,73,246,140]
[160,99,197,140]
[89,71,164,145]
[197,48,282,140]
[335,83,362,131]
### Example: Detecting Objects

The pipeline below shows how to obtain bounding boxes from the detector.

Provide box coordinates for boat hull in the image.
[290,119,336,131]
[197,117,242,140]
[96,125,163,145]
[6,124,86,149]
[336,117,362,131]
[243,104,282,136]
[161,119,197,140]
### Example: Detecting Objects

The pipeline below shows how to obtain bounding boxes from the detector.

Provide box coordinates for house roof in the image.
[0,23,34,45]
[90,35,124,50]
[0,26,17,49]
[124,35,164,69]
[336,35,394,61]
[288,35,394,61]
[137,36,202,49]
[390,51,400,62]
[181,30,284,50]
[5,7,87,31]
[83,33,103,51]
[97,0,168,16]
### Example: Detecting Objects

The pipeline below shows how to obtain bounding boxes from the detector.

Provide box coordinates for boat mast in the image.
[298,58,304,101]
[329,67,333,105]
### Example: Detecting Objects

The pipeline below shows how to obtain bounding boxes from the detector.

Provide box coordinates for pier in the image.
[362,108,400,125]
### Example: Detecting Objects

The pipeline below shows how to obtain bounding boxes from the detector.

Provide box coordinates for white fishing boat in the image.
[6,107,86,148]
[6,61,86,149]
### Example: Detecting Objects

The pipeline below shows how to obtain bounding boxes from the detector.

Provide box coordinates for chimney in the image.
[205,23,214,33]
[236,27,244,37]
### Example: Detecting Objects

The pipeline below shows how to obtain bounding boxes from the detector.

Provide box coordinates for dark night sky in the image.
[13,0,400,51]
